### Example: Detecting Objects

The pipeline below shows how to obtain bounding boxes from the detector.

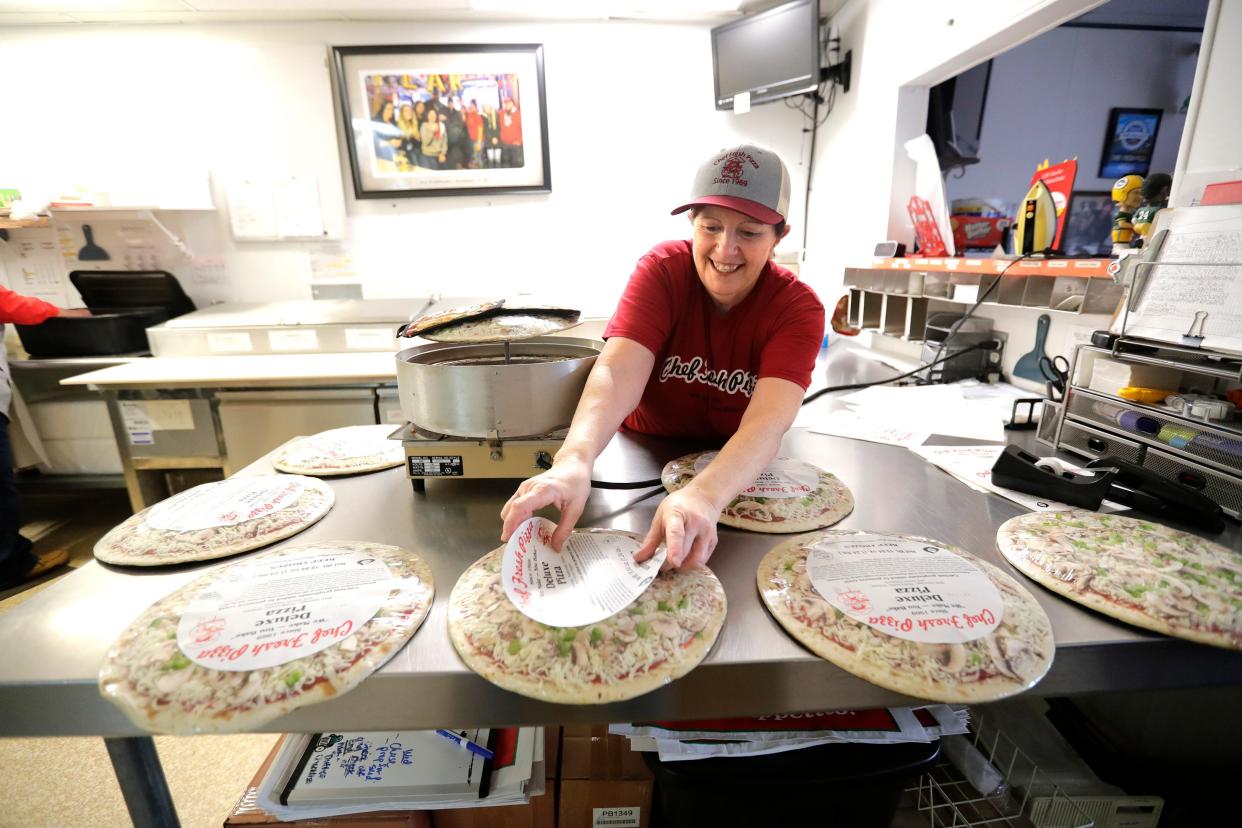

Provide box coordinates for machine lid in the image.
[399,299,580,342]
[69,270,196,318]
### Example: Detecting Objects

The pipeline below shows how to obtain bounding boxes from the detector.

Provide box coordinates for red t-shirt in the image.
[603,240,824,440]
[0,287,60,325]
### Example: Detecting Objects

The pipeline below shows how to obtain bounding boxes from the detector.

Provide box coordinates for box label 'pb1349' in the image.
[593,807,640,828]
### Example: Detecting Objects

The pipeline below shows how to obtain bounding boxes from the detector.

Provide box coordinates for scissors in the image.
[1039,355,1069,401]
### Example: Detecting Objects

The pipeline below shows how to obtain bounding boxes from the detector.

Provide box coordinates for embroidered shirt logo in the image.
[713,150,759,188]
[660,355,757,397]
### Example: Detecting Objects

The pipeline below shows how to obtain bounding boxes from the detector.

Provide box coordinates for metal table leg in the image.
[104,736,181,828]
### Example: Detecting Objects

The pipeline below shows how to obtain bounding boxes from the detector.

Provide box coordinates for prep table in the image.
[4,343,1240,825]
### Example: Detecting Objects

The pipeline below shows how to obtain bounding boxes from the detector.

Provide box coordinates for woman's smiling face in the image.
[690,205,787,311]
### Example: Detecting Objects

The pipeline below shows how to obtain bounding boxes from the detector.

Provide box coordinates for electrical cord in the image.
[801,339,997,405]
[927,251,1037,380]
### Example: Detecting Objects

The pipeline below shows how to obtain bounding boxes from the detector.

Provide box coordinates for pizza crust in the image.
[757,530,1054,703]
[448,542,726,704]
[98,541,434,734]
[997,510,1242,651]
[663,452,854,534]
[94,476,335,567]
[272,425,404,477]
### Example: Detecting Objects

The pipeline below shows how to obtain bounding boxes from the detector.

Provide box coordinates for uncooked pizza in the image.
[398,300,505,338]
[95,475,334,567]
[449,539,727,704]
[99,540,434,734]
[758,530,1054,703]
[272,425,403,476]
[662,451,854,533]
[422,311,582,343]
[997,510,1242,651]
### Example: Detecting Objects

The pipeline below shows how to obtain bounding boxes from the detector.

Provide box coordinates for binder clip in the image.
[1181,311,1208,347]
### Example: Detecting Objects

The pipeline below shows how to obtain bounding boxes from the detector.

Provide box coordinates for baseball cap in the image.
[671,144,791,225]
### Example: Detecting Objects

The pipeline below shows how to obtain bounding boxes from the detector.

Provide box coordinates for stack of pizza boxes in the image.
[559,725,653,828]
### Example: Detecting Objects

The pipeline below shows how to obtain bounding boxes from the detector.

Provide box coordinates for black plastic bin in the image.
[13,270,195,357]
[644,740,940,828]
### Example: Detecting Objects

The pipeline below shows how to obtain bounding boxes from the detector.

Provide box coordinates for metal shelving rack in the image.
[910,713,1095,828]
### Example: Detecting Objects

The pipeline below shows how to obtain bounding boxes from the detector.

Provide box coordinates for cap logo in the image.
[712,149,760,188]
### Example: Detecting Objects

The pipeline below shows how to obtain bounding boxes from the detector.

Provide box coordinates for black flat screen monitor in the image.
[711,0,821,111]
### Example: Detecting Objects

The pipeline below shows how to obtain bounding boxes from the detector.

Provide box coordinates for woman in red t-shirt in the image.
[501,144,824,571]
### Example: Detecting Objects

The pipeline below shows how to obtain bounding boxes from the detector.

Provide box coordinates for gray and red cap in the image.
[671,144,791,225]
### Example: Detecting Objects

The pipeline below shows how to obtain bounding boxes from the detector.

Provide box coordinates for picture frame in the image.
[1098,107,1162,179]
[331,44,551,198]
[1061,191,1114,257]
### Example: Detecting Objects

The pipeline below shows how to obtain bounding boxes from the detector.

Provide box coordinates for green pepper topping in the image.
[636,621,649,638]
[284,670,303,688]
[559,640,573,657]
[630,606,645,615]
[657,600,672,612]
[677,596,688,610]
[783,561,793,571]
[508,639,522,655]
[560,628,577,641]
[590,627,603,645]
[162,653,190,671]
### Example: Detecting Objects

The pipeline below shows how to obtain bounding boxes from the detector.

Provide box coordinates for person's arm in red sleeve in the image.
[0,286,65,325]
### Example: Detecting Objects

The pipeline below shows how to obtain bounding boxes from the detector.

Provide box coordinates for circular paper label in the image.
[693,452,820,500]
[502,517,667,627]
[289,426,398,462]
[177,549,396,671]
[806,533,1003,644]
[146,477,309,532]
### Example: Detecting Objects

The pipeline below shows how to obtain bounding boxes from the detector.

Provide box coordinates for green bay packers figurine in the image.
[1111,174,1143,245]
[1131,172,1172,246]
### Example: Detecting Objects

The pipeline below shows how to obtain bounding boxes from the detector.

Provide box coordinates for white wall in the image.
[945,26,1198,211]
[1173,0,1242,206]
[0,19,808,317]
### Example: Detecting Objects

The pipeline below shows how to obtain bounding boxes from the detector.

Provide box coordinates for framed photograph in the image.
[1098,107,1162,179]
[1061,191,1114,257]
[331,44,550,198]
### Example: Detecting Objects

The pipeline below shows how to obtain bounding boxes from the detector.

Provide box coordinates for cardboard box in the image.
[560,727,649,782]
[559,780,651,828]
[429,790,554,828]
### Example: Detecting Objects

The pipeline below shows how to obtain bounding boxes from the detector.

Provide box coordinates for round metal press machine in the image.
[393,302,602,492]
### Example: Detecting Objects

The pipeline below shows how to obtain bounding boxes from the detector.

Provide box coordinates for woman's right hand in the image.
[500,456,592,552]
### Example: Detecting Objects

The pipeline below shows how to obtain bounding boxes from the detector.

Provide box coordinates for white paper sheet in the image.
[810,409,930,448]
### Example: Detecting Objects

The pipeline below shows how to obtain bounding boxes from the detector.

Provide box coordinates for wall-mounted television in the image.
[711,0,821,111]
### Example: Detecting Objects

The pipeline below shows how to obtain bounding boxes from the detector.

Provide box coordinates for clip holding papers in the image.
[1182,311,1209,347]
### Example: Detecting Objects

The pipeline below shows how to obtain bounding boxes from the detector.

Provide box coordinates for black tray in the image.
[15,308,170,357]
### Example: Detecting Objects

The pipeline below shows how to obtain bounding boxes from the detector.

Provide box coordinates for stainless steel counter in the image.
[3,348,1240,738]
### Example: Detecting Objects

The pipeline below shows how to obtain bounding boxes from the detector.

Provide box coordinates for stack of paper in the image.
[810,382,1011,446]
[610,705,968,762]
[255,727,544,820]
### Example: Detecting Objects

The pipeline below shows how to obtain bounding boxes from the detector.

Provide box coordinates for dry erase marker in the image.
[436,729,494,760]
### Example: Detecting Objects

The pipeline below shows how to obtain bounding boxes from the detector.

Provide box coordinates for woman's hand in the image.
[634,487,721,571]
[500,457,592,552]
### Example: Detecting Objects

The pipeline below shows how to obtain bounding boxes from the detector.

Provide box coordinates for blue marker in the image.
[436,729,494,761]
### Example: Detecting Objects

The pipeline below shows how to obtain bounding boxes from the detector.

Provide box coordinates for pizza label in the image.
[145,477,307,532]
[693,452,819,500]
[177,549,397,671]
[806,533,1003,644]
[502,517,667,627]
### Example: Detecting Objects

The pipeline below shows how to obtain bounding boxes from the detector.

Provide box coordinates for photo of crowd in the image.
[365,72,525,174]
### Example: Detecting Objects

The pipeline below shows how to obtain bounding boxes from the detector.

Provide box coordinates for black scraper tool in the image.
[77,224,110,261]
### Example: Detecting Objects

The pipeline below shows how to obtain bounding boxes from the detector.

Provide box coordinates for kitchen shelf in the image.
[845,257,1124,342]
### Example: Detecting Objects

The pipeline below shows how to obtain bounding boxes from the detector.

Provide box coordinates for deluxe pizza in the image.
[448,539,726,704]
[758,530,1054,703]
[272,425,403,476]
[99,541,434,734]
[997,510,1242,651]
[663,451,854,533]
[94,475,334,566]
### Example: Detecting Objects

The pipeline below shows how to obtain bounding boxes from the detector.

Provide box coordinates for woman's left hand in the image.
[634,488,720,571]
